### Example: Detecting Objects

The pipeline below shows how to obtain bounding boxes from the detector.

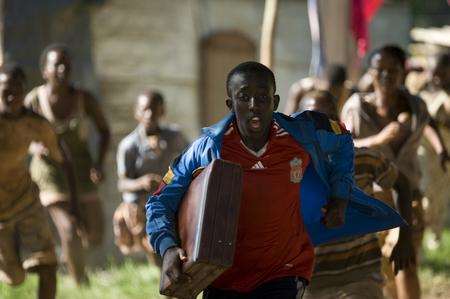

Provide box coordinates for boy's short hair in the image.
[40,43,70,71]
[0,63,26,84]
[226,61,276,97]
[299,90,338,120]
[135,90,164,110]
[325,64,347,87]
[369,44,407,70]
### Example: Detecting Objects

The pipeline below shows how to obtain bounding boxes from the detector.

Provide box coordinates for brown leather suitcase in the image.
[160,159,243,299]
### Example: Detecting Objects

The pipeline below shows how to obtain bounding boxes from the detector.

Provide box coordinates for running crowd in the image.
[1,43,449,299]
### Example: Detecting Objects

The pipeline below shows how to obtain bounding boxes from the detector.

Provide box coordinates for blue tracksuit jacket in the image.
[146,111,404,257]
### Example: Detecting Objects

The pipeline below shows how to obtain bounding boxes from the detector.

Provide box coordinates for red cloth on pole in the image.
[351,0,384,57]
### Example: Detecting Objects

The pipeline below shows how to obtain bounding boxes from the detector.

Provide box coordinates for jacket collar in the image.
[202,111,328,187]
[201,111,312,142]
[201,112,235,143]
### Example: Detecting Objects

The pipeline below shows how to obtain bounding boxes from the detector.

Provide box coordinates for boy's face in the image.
[43,50,71,85]
[134,94,164,131]
[370,53,404,92]
[0,74,25,116]
[226,72,279,142]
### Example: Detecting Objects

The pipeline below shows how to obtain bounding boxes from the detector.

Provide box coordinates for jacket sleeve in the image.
[325,127,355,201]
[145,136,217,257]
[308,111,355,201]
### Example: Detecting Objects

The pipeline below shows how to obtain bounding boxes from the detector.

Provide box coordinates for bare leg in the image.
[394,194,423,299]
[79,195,104,248]
[381,255,398,299]
[47,202,89,285]
[395,265,421,299]
[32,265,57,299]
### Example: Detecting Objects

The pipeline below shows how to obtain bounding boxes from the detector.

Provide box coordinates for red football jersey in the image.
[213,122,314,292]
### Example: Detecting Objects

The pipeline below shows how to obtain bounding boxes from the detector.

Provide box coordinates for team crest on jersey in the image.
[290,157,303,183]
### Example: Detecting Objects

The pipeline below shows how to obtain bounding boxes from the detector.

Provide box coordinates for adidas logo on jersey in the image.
[251,161,265,169]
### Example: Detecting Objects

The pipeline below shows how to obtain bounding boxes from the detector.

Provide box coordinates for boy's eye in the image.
[255,95,268,102]
[237,94,250,102]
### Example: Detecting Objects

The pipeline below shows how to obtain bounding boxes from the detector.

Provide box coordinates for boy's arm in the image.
[323,119,354,202]
[390,171,415,274]
[309,112,354,227]
[116,140,156,195]
[424,119,449,171]
[83,91,111,181]
[340,94,399,148]
[24,88,39,112]
[145,137,215,257]
[38,121,64,164]
[322,122,354,228]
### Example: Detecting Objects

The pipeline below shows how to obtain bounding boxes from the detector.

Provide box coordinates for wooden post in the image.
[260,0,278,68]
[308,0,326,77]
[0,0,5,65]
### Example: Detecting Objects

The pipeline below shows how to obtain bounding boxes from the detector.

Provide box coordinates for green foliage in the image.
[422,230,450,276]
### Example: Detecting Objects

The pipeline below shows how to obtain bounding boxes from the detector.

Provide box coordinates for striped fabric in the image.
[354,148,398,196]
[311,147,398,286]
